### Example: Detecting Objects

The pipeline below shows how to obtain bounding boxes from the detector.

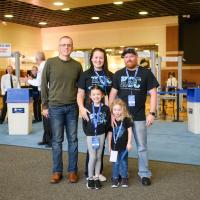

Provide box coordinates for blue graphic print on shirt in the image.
[120,76,141,89]
[88,75,112,91]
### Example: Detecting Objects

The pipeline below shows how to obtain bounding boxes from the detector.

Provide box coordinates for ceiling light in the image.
[2,21,7,26]
[120,45,124,48]
[106,49,112,52]
[62,8,70,11]
[91,17,100,20]
[155,43,159,46]
[182,14,190,18]
[113,1,124,5]
[38,22,47,25]
[4,14,14,18]
[139,11,148,15]
[53,2,64,6]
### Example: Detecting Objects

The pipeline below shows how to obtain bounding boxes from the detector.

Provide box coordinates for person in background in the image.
[0,66,20,124]
[140,58,150,69]
[82,85,111,189]
[108,99,133,188]
[166,72,177,93]
[41,36,82,184]
[77,47,113,182]
[25,52,52,148]
[28,66,42,123]
[109,47,159,186]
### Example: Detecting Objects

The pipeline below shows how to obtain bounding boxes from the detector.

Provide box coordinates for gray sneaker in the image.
[121,178,128,187]
[112,178,119,188]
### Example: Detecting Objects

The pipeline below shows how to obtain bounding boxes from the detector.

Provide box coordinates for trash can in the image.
[187,88,200,134]
[7,88,32,135]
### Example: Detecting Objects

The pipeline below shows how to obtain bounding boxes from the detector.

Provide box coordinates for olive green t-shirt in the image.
[41,56,82,108]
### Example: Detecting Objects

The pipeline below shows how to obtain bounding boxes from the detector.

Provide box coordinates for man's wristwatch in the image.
[149,112,156,117]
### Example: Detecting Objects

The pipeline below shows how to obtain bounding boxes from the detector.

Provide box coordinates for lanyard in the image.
[92,103,102,135]
[94,70,107,89]
[126,66,138,94]
[125,66,139,80]
[113,122,123,145]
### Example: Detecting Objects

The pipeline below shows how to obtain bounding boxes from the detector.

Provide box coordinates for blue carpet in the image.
[0,120,200,165]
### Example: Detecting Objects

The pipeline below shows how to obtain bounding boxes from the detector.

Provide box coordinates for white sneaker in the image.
[99,174,107,182]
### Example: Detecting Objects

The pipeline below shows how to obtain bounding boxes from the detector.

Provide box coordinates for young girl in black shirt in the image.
[108,99,133,188]
[82,85,111,189]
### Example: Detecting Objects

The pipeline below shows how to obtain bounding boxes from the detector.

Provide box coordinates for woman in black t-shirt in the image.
[108,99,133,188]
[77,48,113,181]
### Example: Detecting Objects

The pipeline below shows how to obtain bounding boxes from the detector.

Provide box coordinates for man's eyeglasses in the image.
[59,44,72,48]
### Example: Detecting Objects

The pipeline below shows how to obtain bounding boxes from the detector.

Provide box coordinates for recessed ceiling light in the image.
[139,11,148,15]
[113,1,124,5]
[2,21,7,25]
[4,14,14,18]
[155,43,159,46]
[91,17,100,20]
[38,22,47,25]
[62,8,70,11]
[53,2,64,6]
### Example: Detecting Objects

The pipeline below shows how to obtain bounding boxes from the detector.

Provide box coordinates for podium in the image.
[7,88,32,135]
[187,88,200,134]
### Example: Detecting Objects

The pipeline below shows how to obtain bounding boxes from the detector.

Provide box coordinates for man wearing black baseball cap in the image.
[109,47,159,186]
[121,47,138,58]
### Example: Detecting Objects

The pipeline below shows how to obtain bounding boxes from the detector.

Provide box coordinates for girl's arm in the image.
[126,127,133,151]
[108,131,112,153]
[77,88,90,121]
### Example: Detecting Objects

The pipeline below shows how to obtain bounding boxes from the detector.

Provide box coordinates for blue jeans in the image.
[112,150,128,179]
[133,121,152,178]
[49,104,79,173]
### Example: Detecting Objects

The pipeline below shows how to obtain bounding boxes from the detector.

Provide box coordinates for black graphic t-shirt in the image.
[82,104,112,136]
[112,66,159,121]
[111,118,133,151]
[78,69,113,104]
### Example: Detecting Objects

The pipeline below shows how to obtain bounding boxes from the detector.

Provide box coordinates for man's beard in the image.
[126,61,137,69]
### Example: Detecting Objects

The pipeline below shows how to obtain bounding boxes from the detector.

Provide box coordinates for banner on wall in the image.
[0,43,12,57]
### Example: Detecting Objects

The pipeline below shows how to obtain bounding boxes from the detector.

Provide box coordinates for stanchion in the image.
[172,89,183,122]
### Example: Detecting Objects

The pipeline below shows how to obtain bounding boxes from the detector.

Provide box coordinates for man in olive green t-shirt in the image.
[41,36,82,184]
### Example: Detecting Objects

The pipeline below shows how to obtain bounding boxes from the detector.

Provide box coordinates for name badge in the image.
[92,136,100,150]
[128,95,135,107]
[110,150,118,162]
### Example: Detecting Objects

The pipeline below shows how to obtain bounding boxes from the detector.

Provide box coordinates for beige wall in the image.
[0,22,42,69]
[41,16,178,58]
[0,16,178,70]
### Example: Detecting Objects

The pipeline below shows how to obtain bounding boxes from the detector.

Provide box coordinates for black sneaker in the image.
[121,178,128,188]
[38,141,47,145]
[87,179,95,189]
[138,176,151,186]
[94,178,102,189]
[111,178,119,188]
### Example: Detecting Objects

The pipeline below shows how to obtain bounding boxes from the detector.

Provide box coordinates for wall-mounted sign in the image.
[0,43,11,57]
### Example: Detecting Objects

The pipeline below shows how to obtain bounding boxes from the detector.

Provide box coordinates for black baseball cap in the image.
[121,47,138,58]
